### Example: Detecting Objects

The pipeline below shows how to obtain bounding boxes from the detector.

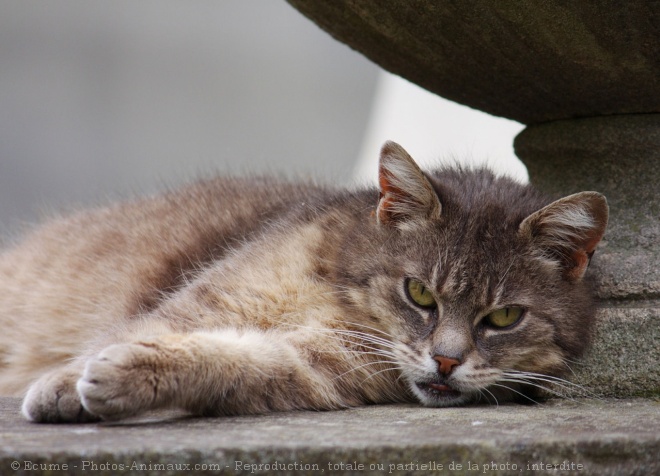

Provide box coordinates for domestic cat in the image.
[0,141,608,423]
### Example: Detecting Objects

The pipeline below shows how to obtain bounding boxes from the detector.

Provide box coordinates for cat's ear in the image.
[376,141,442,226]
[519,192,608,281]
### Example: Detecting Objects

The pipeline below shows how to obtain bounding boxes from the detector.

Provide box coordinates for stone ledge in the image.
[1,397,658,475]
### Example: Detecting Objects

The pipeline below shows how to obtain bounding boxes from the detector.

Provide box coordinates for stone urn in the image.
[287,0,659,397]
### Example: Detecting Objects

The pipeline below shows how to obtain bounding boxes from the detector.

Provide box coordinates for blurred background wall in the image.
[0,0,523,238]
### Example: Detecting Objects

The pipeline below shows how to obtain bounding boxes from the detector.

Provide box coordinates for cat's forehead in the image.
[397,221,515,287]
[427,168,547,222]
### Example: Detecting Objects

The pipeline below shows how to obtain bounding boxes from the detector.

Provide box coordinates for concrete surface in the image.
[1,397,658,475]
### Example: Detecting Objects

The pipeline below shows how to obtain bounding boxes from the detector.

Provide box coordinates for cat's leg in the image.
[77,328,370,420]
[21,362,100,423]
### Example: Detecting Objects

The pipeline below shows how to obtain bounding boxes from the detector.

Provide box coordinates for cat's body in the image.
[0,142,608,423]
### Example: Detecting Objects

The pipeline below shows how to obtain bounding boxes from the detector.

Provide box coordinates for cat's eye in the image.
[484,307,525,328]
[406,279,437,309]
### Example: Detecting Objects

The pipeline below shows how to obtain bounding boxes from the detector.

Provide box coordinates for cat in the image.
[0,141,608,423]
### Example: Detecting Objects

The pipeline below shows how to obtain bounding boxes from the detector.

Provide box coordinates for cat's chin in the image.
[412,382,471,407]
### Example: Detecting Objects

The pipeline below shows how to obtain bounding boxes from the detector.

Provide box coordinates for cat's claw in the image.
[22,368,99,423]
[77,343,162,421]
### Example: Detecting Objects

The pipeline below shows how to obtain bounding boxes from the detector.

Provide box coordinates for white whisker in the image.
[479,387,499,407]
[361,365,403,384]
[340,320,398,340]
[332,360,398,381]
[501,370,597,398]
[498,378,576,401]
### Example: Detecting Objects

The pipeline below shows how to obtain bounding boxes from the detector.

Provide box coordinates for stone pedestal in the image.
[287,1,660,397]
[515,114,659,397]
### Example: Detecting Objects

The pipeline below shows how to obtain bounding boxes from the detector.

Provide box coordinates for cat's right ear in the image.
[376,141,442,226]
[519,191,608,281]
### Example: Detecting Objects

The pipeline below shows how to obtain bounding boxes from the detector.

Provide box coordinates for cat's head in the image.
[343,141,608,406]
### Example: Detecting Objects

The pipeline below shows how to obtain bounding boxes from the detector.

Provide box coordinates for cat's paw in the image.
[22,368,100,423]
[77,343,165,421]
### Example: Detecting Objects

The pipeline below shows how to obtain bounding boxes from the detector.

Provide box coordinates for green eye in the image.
[406,279,437,308]
[484,307,525,328]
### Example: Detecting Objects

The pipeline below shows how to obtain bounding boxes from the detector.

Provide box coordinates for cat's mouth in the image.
[415,381,464,404]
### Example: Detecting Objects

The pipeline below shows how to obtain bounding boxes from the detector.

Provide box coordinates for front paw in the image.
[77,343,165,421]
[22,368,99,423]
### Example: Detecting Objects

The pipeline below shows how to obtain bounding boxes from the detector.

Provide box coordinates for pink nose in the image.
[433,355,461,376]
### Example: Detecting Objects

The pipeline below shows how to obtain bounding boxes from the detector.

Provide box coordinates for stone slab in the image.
[1,397,658,475]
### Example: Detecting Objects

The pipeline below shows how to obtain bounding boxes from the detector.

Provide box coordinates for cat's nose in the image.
[433,355,461,376]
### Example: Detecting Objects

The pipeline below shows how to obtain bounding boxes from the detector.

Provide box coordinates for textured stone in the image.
[286,1,660,124]
[577,307,660,398]
[1,397,659,475]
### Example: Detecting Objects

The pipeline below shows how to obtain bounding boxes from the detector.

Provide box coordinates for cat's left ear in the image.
[376,141,442,226]
[519,192,609,281]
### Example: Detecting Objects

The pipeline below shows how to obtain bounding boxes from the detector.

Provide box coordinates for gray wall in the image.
[0,1,379,235]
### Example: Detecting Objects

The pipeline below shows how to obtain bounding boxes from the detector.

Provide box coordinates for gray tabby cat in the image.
[0,142,608,423]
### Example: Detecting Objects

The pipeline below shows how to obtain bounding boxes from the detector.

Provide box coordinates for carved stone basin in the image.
[287,1,660,124]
